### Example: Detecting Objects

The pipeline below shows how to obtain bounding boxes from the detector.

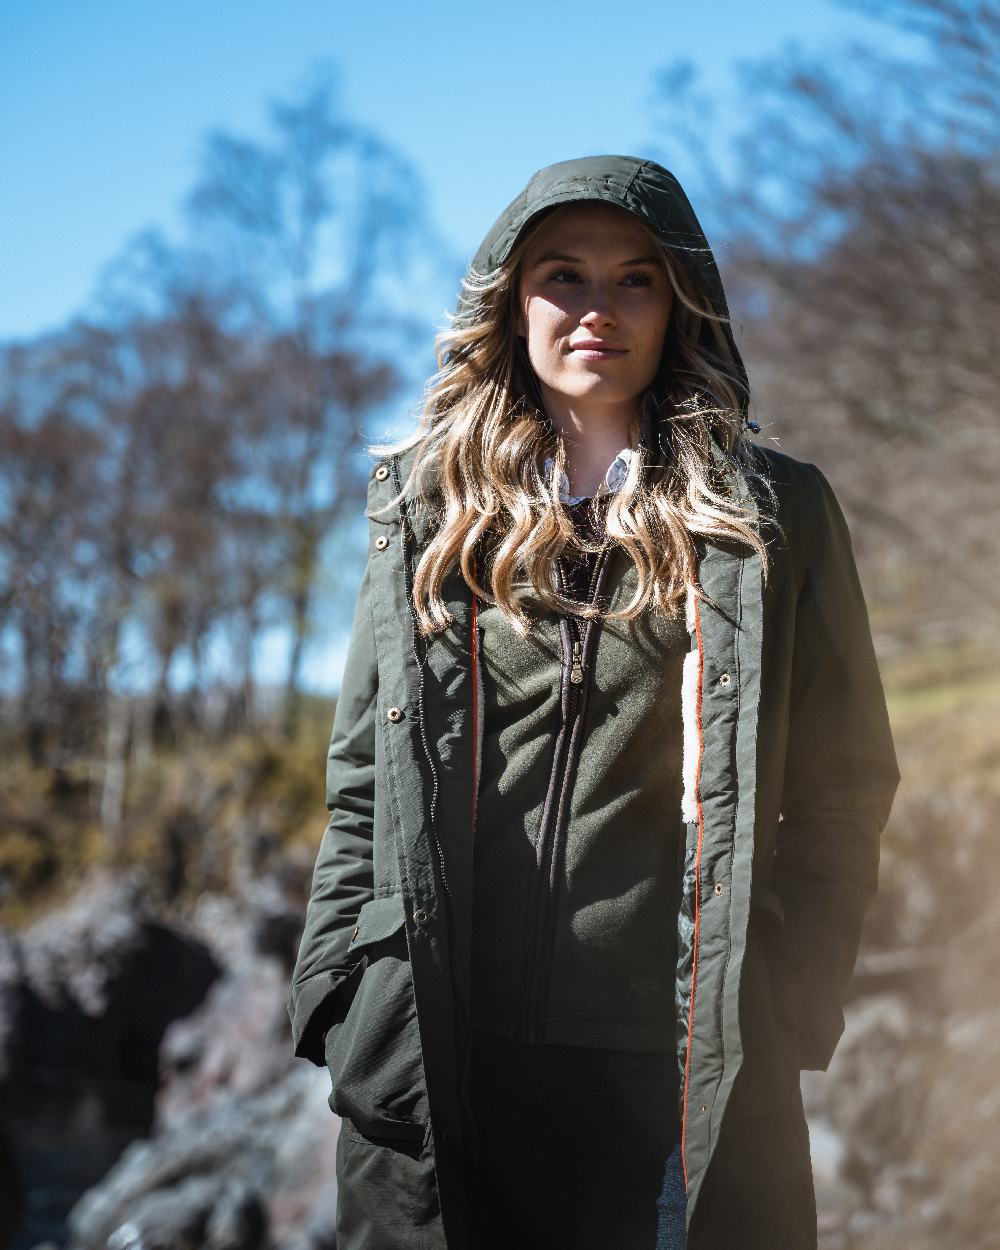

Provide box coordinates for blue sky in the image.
[0,0,911,344]
[0,1,915,693]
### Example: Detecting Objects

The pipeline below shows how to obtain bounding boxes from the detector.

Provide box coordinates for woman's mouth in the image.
[570,341,628,360]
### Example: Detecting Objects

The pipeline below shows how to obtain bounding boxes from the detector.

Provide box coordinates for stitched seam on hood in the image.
[622,159,650,199]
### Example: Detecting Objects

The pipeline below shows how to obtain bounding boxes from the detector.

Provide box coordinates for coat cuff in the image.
[287,970,342,1067]
[775,968,846,1072]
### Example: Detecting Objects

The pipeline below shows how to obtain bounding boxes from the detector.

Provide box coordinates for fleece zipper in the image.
[521,543,614,1044]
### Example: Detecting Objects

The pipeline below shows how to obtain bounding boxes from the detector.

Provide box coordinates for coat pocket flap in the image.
[348,893,407,952]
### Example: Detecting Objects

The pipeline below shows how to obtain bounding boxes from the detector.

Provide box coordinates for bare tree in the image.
[176,67,429,735]
[649,0,1000,647]
[0,65,439,874]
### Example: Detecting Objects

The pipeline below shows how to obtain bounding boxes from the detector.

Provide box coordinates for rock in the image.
[3,864,344,1250]
[154,882,310,1125]
[157,954,299,1123]
[96,1177,266,1250]
[102,1176,219,1250]
[0,867,220,1090]
[0,1121,25,1247]
[203,1179,268,1250]
[801,984,945,1244]
[65,1068,338,1250]
[0,868,225,1250]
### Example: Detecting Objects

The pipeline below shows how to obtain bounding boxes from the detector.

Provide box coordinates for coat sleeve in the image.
[287,552,378,1066]
[771,461,900,1071]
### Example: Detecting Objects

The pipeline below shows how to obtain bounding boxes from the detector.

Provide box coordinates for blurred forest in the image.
[0,74,445,915]
[1,1,998,1248]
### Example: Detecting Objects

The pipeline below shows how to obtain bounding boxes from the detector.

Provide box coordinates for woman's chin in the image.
[543,377,645,409]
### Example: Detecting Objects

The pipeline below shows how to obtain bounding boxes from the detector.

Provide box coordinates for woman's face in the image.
[515,201,673,423]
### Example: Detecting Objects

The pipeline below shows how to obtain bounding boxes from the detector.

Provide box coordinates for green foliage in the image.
[863,637,1000,956]
[0,753,106,927]
[0,692,337,930]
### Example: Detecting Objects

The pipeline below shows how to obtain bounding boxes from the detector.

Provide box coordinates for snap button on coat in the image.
[375,535,389,550]
[374,464,390,480]
[386,706,403,722]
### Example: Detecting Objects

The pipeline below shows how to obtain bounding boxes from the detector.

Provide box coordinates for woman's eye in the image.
[542,268,656,286]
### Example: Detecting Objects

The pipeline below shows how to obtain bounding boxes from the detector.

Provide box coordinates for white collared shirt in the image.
[542,447,637,505]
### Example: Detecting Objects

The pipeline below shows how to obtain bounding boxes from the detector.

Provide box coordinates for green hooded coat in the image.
[287,156,901,1249]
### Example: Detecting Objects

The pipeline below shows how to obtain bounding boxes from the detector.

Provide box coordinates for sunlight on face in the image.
[516,202,674,424]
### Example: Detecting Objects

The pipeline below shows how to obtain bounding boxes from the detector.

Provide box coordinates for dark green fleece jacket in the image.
[471,507,688,1050]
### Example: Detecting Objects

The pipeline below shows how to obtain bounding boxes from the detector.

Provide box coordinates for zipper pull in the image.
[570,639,584,684]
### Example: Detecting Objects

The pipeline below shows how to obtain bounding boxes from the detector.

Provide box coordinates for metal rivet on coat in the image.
[718,672,732,687]
[413,907,429,926]
[386,706,403,722]
[700,1104,709,1114]
[714,882,726,895]
[374,535,389,550]
[374,464,390,481]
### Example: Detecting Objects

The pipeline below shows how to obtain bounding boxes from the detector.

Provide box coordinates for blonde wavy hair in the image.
[369,203,774,638]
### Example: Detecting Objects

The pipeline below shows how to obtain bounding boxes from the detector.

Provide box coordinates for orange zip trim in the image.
[680,588,706,1189]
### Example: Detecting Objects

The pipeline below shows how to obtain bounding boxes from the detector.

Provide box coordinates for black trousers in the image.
[468,1028,688,1250]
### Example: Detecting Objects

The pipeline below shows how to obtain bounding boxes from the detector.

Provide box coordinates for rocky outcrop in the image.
[65,1069,339,1250]
[3,836,988,1250]
[0,869,222,1249]
[0,869,220,1091]
[0,866,342,1250]
[804,989,940,1248]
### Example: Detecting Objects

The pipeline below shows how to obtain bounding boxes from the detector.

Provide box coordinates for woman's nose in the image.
[580,292,616,326]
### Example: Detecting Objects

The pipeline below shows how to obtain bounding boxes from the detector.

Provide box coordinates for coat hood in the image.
[459,154,756,428]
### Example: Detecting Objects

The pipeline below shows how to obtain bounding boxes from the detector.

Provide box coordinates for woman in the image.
[287,156,900,1250]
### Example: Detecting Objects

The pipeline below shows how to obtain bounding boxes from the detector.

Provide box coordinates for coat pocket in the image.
[323,893,429,1144]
